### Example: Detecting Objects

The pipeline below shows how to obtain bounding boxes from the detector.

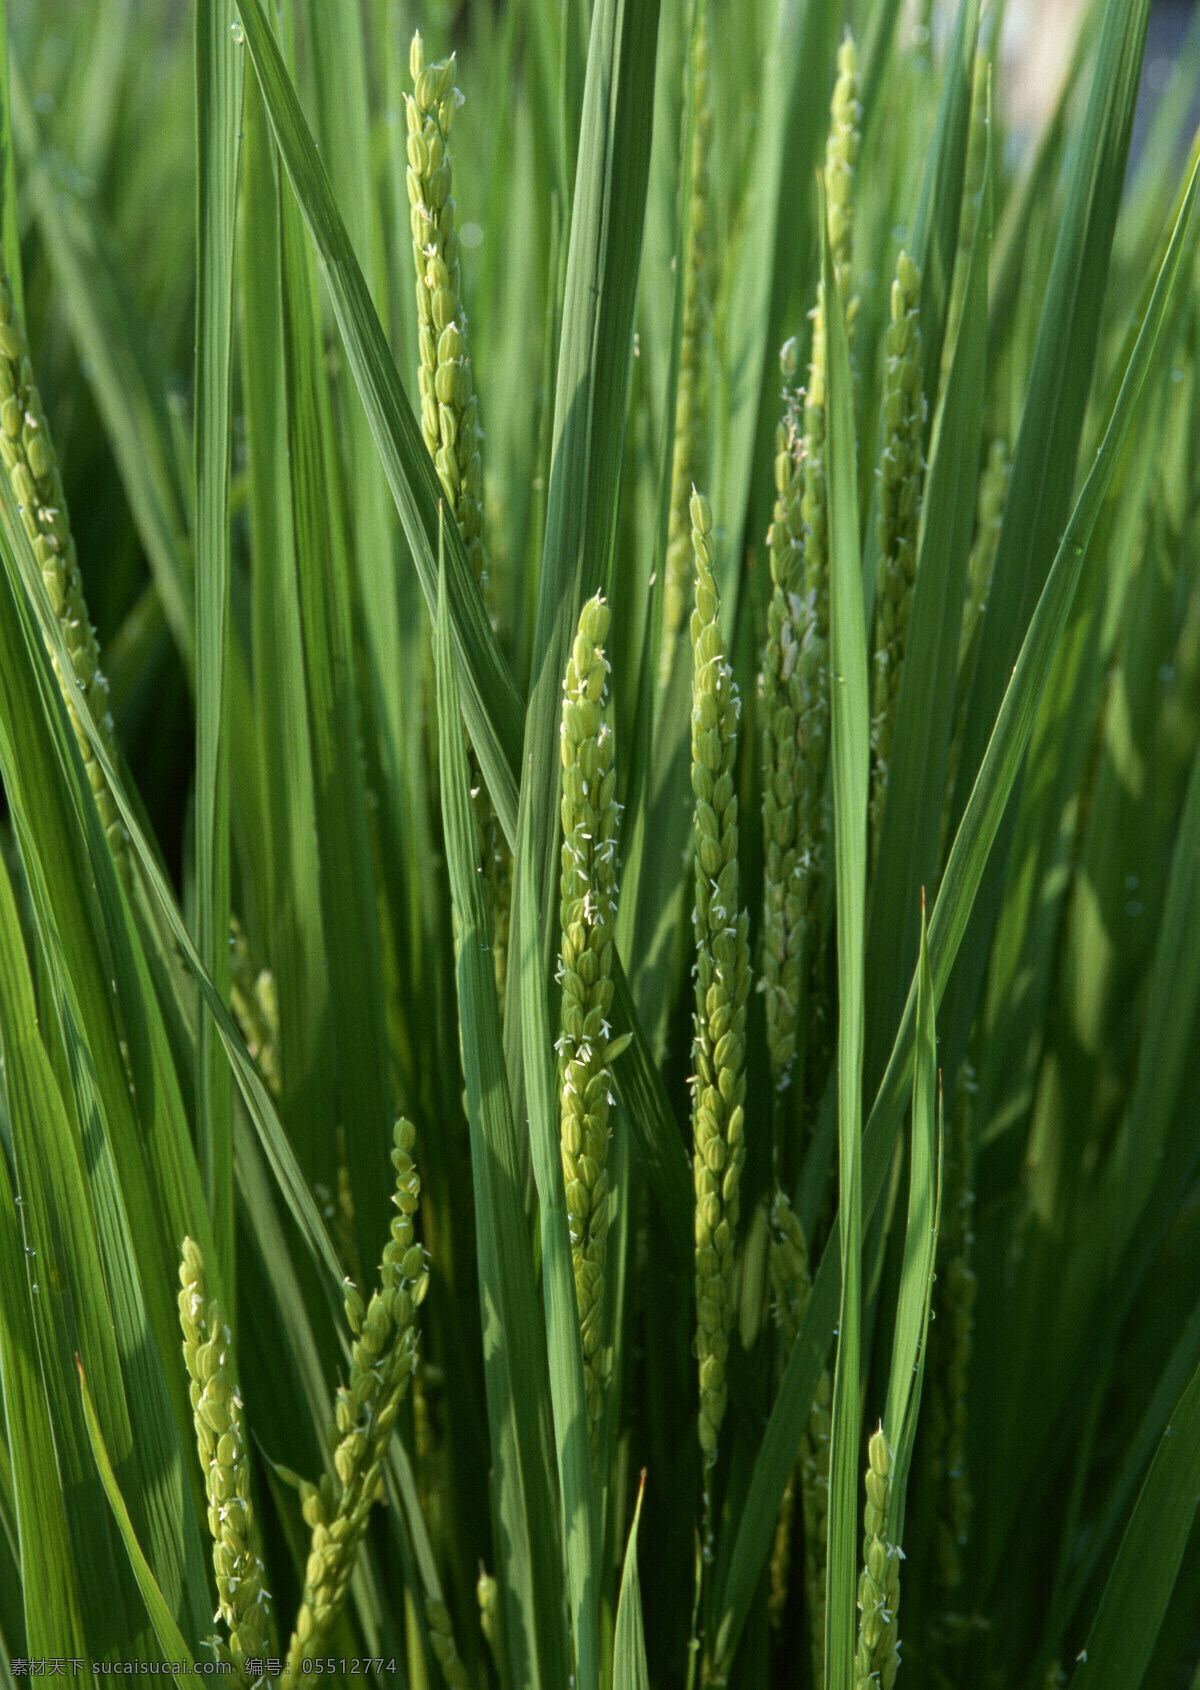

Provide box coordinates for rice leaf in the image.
[987,1,1098,368]
[713,0,839,627]
[239,64,331,1174]
[433,546,567,1690]
[6,3,1200,1676]
[0,0,23,318]
[0,626,213,1652]
[9,73,195,666]
[509,0,660,1093]
[1043,1293,1200,1677]
[858,0,977,624]
[712,135,1200,1665]
[940,0,1151,1064]
[863,72,991,1096]
[1098,702,1200,1297]
[0,1104,88,1659]
[0,485,218,1453]
[0,454,344,1294]
[234,0,523,842]
[516,825,599,1690]
[276,145,393,1264]
[1069,1352,1200,1690]
[0,853,146,1654]
[858,0,906,141]
[818,175,869,1690]
[614,1476,650,1690]
[906,0,979,413]
[970,144,1200,1590]
[609,956,692,1271]
[883,904,941,1544]
[297,0,413,1086]
[193,0,242,1292]
[75,1359,195,1667]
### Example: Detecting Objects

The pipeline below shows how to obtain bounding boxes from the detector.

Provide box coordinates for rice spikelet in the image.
[556,594,625,1458]
[870,251,925,863]
[689,491,750,1469]
[425,1596,470,1688]
[228,916,280,1098]
[855,1426,901,1690]
[407,33,511,1008]
[406,34,485,587]
[287,1118,429,1668]
[803,33,861,627]
[177,1239,270,1675]
[759,344,826,1089]
[0,267,130,887]
[661,0,712,682]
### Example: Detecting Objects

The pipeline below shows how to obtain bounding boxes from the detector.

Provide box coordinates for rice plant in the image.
[1,0,1200,1686]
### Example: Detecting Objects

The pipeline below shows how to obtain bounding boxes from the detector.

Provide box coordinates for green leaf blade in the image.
[820,176,869,1690]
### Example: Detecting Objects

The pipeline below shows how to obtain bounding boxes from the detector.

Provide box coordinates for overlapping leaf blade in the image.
[713,135,1200,1665]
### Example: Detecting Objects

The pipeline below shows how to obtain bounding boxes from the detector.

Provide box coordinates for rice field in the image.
[0,0,1199,1686]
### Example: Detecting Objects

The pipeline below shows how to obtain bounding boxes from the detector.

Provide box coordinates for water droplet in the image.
[230,17,244,42]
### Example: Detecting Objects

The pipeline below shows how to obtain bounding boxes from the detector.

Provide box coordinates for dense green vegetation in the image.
[1,0,1200,1686]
